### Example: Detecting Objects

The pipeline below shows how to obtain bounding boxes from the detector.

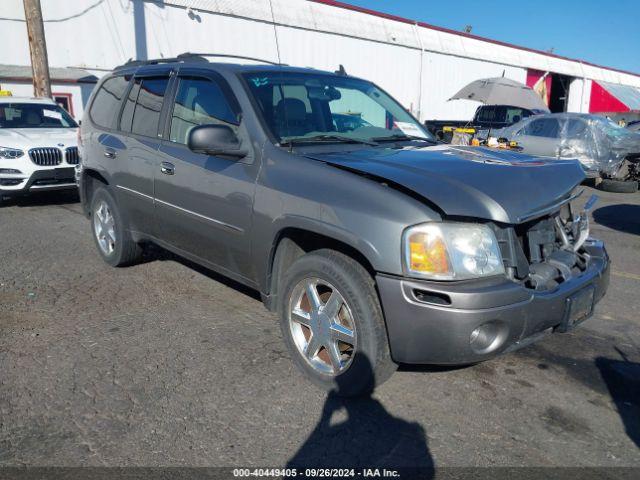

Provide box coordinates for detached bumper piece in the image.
[377,241,609,365]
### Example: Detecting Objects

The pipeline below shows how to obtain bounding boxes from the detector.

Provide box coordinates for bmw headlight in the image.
[0,146,24,159]
[403,222,505,280]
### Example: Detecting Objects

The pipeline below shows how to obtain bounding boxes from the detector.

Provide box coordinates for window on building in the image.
[169,77,238,145]
[53,94,74,117]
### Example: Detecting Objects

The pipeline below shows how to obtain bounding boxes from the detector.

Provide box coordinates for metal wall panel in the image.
[275,26,423,116]
[420,52,527,121]
[2,0,639,120]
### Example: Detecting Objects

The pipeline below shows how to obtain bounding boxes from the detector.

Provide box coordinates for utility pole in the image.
[23,0,52,97]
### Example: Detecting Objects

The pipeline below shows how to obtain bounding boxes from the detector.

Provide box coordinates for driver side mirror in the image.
[188,124,248,159]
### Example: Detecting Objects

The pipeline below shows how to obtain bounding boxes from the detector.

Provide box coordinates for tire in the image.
[599,179,638,193]
[278,249,397,397]
[90,185,142,267]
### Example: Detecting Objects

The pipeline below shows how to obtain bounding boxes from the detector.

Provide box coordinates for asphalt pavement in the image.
[0,186,639,469]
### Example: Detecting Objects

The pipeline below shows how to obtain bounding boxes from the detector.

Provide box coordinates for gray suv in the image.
[79,54,609,396]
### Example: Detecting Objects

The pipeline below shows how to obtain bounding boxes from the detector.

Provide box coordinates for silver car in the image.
[496,113,640,190]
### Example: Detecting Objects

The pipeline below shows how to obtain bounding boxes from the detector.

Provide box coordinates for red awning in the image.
[590,81,640,113]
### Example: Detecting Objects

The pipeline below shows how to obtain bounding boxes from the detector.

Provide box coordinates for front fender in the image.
[250,147,442,293]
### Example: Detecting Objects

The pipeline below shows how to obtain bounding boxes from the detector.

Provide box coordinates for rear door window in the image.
[523,118,560,138]
[89,76,130,128]
[119,78,139,132]
[565,118,588,137]
[169,77,238,145]
[127,77,170,138]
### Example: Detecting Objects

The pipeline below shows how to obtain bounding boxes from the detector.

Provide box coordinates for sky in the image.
[343,0,640,74]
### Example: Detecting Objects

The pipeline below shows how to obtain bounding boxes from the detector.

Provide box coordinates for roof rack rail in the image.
[113,56,196,70]
[176,52,284,65]
[114,52,283,70]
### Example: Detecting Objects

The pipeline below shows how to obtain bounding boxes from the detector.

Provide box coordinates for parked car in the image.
[496,113,640,193]
[0,96,79,201]
[78,55,609,396]
[424,104,546,142]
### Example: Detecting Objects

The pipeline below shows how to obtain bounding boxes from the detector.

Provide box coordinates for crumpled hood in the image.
[306,145,586,224]
[0,128,78,148]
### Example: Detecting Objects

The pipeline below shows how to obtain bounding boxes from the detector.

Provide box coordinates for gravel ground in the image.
[0,186,639,469]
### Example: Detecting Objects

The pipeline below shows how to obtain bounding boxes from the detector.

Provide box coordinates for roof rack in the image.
[178,53,284,65]
[114,52,283,70]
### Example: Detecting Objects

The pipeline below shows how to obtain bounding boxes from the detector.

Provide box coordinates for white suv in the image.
[0,96,79,199]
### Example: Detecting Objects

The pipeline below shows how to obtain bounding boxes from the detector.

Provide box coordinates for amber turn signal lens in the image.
[408,232,450,275]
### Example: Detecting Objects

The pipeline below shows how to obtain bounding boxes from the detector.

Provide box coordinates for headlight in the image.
[403,222,505,280]
[0,146,24,159]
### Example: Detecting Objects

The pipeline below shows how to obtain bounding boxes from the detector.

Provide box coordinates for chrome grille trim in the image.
[28,147,63,166]
[65,147,80,165]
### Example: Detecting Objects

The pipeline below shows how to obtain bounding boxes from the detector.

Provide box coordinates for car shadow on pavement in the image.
[592,204,640,235]
[1,190,79,208]
[286,354,434,475]
[595,352,640,449]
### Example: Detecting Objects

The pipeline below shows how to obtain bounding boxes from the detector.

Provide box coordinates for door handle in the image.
[104,148,117,159]
[160,162,175,175]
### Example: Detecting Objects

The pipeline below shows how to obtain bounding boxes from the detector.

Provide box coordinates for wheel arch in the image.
[80,168,110,217]
[262,224,378,312]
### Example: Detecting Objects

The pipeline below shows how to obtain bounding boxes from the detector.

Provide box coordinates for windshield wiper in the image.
[371,133,434,143]
[280,134,378,147]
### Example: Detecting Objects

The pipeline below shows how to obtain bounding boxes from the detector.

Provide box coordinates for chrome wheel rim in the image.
[288,278,356,375]
[93,200,116,255]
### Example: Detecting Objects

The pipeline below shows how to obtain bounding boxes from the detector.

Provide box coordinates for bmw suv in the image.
[0,96,79,200]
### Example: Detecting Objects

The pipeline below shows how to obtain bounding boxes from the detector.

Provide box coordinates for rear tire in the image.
[278,249,396,397]
[90,185,142,267]
[599,179,638,193]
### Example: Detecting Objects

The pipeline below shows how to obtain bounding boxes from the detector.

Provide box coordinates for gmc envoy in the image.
[78,54,609,396]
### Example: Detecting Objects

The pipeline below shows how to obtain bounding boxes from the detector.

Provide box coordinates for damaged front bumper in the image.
[377,240,609,365]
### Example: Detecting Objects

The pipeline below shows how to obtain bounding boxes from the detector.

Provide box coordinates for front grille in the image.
[65,147,80,165]
[29,147,62,166]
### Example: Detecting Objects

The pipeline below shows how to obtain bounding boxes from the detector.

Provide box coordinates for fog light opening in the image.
[470,320,508,354]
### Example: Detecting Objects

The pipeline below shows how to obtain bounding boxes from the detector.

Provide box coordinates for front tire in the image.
[278,249,396,397]
[90,185,142,267]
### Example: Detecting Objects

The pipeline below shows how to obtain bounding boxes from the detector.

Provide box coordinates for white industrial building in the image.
[2,0,640,121]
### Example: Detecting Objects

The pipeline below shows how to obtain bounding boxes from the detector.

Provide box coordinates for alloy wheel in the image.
[93,200,116,255]
[288,278,356,375]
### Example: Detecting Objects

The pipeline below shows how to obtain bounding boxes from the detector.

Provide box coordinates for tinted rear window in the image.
[89,76,130,128]
[476,106,505,123]
[129,77,170,138]
[523,118,560,138]
[476,106,531,124]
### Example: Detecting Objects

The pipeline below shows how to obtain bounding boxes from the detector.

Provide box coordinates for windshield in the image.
[0,103,78,129]
[243,71,433,144]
